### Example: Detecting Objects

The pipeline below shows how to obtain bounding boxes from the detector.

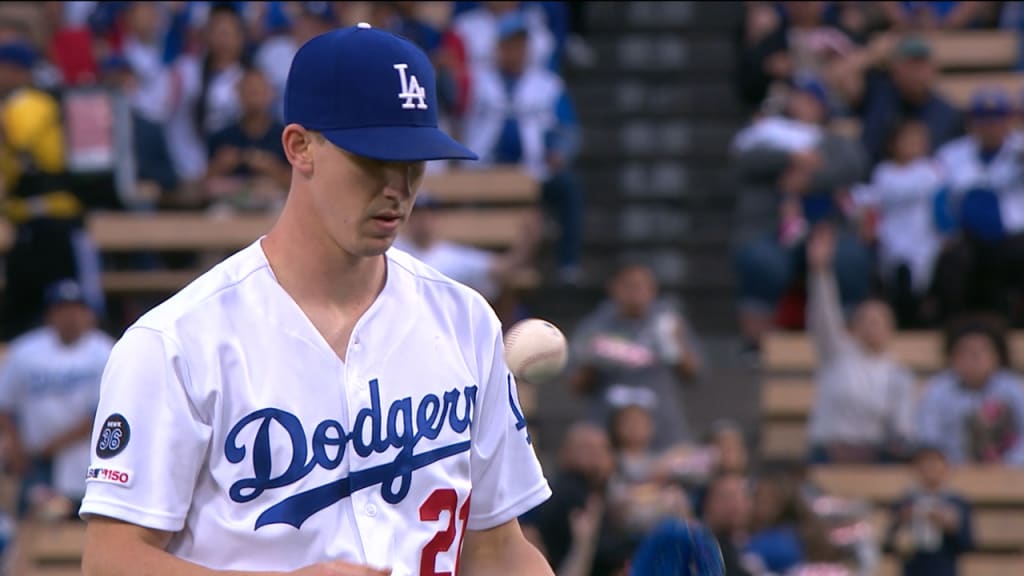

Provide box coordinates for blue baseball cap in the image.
[0,41,36,69]
[497,12,529,41]
[792,73,829,109]
[45,279,88,308]
[970,87,1012,119]
[284,23,478,162]
[630,519,726,576]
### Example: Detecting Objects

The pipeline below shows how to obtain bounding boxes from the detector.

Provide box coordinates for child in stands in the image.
[852,119,946,326]
[884,445,973,576]
[918,316,1024,466]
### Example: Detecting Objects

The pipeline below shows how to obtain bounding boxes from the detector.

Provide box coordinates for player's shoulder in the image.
[388,247,498,321]
[128,241,269,335]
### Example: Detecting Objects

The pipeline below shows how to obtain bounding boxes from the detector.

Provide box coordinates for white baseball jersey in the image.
[0,327,113,499]
[79,240,551,573]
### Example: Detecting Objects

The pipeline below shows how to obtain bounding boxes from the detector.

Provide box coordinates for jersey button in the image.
[365,503,378,517]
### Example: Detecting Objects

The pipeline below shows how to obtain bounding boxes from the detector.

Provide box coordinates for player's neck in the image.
[262,209,385,310]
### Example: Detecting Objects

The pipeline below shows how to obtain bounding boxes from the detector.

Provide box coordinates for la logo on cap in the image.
[394,64,427,110]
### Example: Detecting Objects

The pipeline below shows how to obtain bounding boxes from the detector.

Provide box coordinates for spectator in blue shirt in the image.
[884,445,974,576]
[743,474,805,574]
[204,66,289,210]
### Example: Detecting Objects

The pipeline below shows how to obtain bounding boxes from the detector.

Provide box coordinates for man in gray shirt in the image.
[568,264,702,449]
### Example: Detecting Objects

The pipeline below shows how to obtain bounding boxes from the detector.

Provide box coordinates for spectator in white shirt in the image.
[805,225,918,464]
[853,119,946,326]
[120,2,174,125]
[165,3,249,184]
[931,87,1024,321]
[453,1,555,71]
[0,280,113,518]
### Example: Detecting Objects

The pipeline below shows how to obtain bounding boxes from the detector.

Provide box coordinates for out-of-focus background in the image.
[2,1,1024,575]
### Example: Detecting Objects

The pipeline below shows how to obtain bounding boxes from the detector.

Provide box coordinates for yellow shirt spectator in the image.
[0,87,81,221]
[2,87,64,191]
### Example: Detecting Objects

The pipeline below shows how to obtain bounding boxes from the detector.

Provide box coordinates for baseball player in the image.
[79,23,553,576]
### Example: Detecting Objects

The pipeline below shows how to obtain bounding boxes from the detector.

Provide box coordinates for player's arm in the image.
[460,518,554,576]
[82,516,389,576]
[83,517,219,576]
[463,303,553,575]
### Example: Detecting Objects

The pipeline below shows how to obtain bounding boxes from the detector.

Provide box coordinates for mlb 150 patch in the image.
[87,466,132,487]
[96,413,130,459]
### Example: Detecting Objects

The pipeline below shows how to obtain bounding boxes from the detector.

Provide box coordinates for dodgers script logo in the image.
[394,63,428,110]
[225,379,476,530]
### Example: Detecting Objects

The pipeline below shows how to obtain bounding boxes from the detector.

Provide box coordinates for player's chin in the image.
[355,233,398,256]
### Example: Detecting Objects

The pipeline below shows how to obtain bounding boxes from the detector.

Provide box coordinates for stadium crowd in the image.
[0,1,1023,576]
[726,2,1024,575]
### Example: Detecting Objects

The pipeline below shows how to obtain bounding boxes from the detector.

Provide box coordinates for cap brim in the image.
[322,125,479,162]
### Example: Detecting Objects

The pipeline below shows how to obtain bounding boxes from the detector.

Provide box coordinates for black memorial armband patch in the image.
[96,413,131,459]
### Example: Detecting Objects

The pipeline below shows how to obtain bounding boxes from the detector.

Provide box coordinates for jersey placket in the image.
[344,331,394,566]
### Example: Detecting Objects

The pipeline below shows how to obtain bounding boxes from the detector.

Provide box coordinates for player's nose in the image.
[381,161,425,202]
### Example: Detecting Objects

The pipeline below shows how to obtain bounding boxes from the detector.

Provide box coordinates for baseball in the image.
[504,318,569,383]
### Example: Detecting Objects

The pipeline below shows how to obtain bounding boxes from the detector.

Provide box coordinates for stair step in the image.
[581,35,737,77]
[573,78,744,120]
[577,161,734,201]
[580,206,731,243]
[584,1,741,34]
[579,122,737,160]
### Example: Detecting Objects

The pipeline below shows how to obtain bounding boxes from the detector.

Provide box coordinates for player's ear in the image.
[282,124,315,175]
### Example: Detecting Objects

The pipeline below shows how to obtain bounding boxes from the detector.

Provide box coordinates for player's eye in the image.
[406,161,426,182]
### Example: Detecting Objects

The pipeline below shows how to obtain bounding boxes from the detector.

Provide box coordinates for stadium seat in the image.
[760,377,817,418]
[926,30,1020,71]
[810,466,1024,505]
[0,169,542,297]
[870,508,1024,553]
[761,331,946,374]
[879,554,1023,576]
[761,331,1024,375]
[936,72,1024,109]
[760,420,808,461]
[760,376,931,423]
[8,520,86,575]
[758,331,1024,460]
[421,167,538,203]
[818,466,1024,558]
